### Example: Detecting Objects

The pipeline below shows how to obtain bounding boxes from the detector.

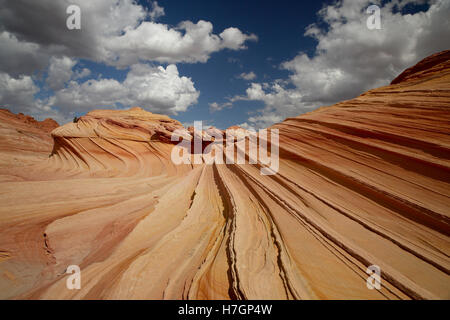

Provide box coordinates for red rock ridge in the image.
[391,50,450,84]
[0,109,59,133]
[0,109,59,179]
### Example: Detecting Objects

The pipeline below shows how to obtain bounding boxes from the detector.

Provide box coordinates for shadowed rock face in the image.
[0,52,449,300]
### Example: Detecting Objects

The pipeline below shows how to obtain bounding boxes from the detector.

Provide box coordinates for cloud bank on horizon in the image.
[0,0,449,127]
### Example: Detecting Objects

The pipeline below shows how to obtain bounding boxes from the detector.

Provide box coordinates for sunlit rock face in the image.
[0,109,58,181]
[47,107,190,179]
[0,51,449,300]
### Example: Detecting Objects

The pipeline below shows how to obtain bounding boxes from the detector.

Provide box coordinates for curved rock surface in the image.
[0,52,449,300]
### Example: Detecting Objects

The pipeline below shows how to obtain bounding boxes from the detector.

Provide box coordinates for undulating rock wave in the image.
[46,107,191,179]
[0,51,449,299]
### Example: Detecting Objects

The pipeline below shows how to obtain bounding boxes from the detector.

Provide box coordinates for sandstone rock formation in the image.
[0,51,449,299]
[0,109,58,181]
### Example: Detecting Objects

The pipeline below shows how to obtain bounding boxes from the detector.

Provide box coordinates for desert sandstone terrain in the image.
[0,51,449,300]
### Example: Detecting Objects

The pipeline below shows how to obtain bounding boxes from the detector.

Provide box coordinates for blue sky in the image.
[73,0,327,129]
[0,0,448,129]
[158,0,325,128]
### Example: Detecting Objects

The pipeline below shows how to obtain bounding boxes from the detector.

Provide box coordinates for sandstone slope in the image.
[0,51,449,300]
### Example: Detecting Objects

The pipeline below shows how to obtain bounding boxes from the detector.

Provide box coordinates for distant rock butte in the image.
[0,109,58,133]
[0,109,58,179]
[0,52,449,300]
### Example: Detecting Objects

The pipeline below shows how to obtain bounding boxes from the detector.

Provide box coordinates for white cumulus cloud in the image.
[237,0,450,128]
[0,0,257,122]
[237,71,257,81]
[46,56,77,91]
[106,20,257,67]
[0,0,257,70]
[52,64,199,116]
